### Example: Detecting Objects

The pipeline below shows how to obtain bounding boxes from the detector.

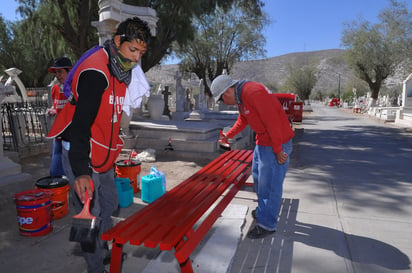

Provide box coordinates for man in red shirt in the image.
[47,57,72,177]
[211,74,294,239]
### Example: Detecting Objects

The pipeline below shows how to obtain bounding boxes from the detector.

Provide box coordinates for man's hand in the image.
[46,108,57,116]
[74,175,93,203]
[275,151,288,165]
[219,131,229,143]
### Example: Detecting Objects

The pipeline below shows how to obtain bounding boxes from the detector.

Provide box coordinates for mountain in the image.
[230,49,351,93]
[145,49,404,96]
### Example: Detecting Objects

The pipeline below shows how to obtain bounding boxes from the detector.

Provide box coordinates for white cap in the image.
[210,75,239,103]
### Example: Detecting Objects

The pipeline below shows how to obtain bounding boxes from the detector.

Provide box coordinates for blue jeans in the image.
[252,140,292,231]
[62,142,118,273]
[49,139,65,177]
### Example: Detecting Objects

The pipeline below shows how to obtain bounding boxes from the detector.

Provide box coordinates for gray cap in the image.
[210,75,239,103]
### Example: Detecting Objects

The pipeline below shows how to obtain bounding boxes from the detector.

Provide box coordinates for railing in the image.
[25,87,50,104]
[2,101,50,152]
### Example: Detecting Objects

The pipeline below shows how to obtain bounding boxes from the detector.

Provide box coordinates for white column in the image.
[92,0,158,45]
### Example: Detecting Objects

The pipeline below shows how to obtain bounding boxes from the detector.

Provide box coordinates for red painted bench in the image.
[102,149,253,273]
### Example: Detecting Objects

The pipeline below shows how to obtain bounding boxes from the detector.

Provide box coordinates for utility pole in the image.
[338,73,341,99]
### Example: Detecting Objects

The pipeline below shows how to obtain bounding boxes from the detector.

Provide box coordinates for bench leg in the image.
[180,258,194,273]
[109,241,124,273]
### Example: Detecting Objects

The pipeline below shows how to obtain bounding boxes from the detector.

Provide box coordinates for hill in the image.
[145,49,404,96]
[230,49,352,93]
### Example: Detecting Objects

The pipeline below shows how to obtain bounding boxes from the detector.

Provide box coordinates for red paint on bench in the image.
[102,149,253,273]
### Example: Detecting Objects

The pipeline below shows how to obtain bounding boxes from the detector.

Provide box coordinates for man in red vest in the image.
[47,57,72,177]
[211,75,294,239]
[47,17,151,273]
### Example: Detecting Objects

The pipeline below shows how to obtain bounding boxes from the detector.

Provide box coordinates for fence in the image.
[2,101,51,155]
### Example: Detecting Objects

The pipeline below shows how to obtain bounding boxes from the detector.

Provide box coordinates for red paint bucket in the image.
[14,189,53,237]
[115,160,141,193]
[35,176,70,220]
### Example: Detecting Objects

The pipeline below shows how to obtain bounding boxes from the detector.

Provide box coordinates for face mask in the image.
[115,52,137,71]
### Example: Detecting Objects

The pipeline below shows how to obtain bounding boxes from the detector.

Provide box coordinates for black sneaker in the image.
[251,209,256,219]
[247,225,276,239]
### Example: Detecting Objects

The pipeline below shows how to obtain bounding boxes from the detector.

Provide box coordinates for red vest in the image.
[47,48,126,173]
[51,83,68,114]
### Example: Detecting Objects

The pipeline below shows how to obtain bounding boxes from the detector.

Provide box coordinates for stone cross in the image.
[162,85,171,117]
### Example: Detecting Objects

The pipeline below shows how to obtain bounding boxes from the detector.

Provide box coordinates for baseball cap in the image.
[210,75,239,103]
[48,57,72,73]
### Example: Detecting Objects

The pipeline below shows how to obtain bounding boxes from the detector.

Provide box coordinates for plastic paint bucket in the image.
[14,189,53,237]
[35,176,70,220]
[115,177,133,208]
[141,174,164,203]
[115,160,141,193]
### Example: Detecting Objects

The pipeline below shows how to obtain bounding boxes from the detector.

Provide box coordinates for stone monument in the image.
[396,73,412,125]
[188,79,209,120]
[92,0,158,45]
[172,72,186,120]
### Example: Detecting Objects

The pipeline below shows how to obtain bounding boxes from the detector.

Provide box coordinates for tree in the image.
[341,0,412,105]
[17,0,99,59]
[126,0,265,72]
[0,16,17,71]
[284,63,318,101]
[174,2,266,96]
[0,15,52,87]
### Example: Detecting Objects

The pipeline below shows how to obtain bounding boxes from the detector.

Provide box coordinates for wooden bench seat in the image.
[102,149,253,273]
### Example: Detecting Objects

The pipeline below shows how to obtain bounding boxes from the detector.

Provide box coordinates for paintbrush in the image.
[218,130,231,151]
[69,179,97,252]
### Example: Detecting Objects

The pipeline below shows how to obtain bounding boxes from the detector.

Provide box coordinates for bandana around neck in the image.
[104,39,132,85]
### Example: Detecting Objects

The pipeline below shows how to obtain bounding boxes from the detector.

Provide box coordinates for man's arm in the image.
[68,70,108,177]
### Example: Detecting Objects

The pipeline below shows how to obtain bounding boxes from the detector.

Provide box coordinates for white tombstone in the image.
[401,73,412,112]
[198,79,206,111]
[395,73,412,125]
[172,72,185,120]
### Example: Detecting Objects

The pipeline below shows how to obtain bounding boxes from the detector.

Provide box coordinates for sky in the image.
[1,0,410,62]
[261,0,409,58]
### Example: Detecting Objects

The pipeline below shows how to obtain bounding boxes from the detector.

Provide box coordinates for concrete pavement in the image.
[1,102,412,273]
[229,102,412,273]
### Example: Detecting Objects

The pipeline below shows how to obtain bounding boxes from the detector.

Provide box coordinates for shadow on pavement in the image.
[232,198,410,272]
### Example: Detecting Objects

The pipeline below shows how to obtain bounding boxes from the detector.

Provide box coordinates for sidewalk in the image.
[1,102,412,273]
[229,103,412,273]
